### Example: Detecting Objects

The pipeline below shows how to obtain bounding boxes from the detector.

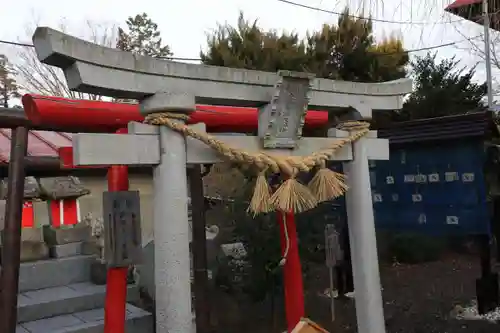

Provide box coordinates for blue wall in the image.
[369,141,491,235]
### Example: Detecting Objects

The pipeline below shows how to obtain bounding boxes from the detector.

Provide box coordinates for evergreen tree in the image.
[200,12,308,72]
[0,54,21,108]
[400,52,487,120]
[116,13,172,58]
[201,9,409,83]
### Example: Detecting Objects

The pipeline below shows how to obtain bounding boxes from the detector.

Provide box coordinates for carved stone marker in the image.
[102,191,142,268]
[258,71,313,149]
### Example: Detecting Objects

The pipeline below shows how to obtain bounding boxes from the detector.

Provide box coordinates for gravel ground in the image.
[213,253,500,333]
[313,254,499,333]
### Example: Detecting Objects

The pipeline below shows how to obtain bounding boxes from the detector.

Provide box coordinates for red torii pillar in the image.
[22,94,330,332]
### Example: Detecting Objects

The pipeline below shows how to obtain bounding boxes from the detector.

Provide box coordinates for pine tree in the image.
[201,9,408,83]
[0,54,21,108]
[116,13,172,58]
[401,52,487,120]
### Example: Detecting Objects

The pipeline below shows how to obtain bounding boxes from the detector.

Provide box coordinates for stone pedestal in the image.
[89,258,137,285]
[43,224,90,245]
[90,259,108,285]
[19,242,49,262]
[82,240,102,256]
[0,242,49,264]
[0,227,49,263]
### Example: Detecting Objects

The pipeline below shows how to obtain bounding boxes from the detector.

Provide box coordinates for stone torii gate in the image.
[31,27,412,333]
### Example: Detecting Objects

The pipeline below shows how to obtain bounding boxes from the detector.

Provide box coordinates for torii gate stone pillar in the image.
[32,27,412,333]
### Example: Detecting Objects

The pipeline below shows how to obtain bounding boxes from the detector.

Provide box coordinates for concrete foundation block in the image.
[89,260,107,285]
[20,242,49,262]
[1,227,45,245]
[43,224,90,245]
[82,241,101,256]
[0,227,44,249]
[0,241,49,264]
[50,242,84,258]
[22,227,45,242]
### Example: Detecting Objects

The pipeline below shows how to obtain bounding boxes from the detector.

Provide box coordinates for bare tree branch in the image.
[14,19,118,100]
[450,7,500,99]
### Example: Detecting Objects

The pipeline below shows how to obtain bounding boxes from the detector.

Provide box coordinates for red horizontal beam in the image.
[22,94,329,133]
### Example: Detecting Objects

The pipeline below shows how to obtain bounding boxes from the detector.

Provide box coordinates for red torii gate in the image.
[21,94,331,333]
[22,95,328,134]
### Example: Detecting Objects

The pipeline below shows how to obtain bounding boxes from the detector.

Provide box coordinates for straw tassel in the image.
[308,161,349,203]
[270,175,318,213]
[247,169,273,215]
[146,113,370,214]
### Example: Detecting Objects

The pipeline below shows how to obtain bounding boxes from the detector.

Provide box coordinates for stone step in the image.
[15,255,95,292]
[16,303,153,333]
[18,282,140,323]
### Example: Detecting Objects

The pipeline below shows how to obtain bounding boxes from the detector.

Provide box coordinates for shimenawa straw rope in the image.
[145,112,370,214]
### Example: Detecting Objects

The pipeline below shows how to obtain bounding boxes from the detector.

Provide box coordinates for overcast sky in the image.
[0,0,496,84]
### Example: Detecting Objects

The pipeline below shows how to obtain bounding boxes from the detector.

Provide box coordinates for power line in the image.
[376,34,483,56]
[0,34,482,60]
[276,0,464,25]
[0,39,201,62]
[0,40,32,47]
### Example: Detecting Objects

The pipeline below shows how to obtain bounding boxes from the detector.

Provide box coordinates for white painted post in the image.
[145,93,195,333]
[343,137,386,333]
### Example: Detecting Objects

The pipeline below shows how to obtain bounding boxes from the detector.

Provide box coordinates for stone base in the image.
[90,260,136,285]
[1,227,45,246]
[43,224,90,245]
[90,260,108,285]
[49,242,83,258]
[476,273,499,314]
[0,241,49,263]
[82,240,102,256]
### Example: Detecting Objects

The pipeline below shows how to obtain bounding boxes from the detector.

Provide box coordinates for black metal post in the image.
[188,165,211,333]
[476,233,499,314]
[0,126,29,333]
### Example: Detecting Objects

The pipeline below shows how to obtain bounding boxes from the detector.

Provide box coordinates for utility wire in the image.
[0,39,201,61]
[0,34,483,60]
[276,0,465,25]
